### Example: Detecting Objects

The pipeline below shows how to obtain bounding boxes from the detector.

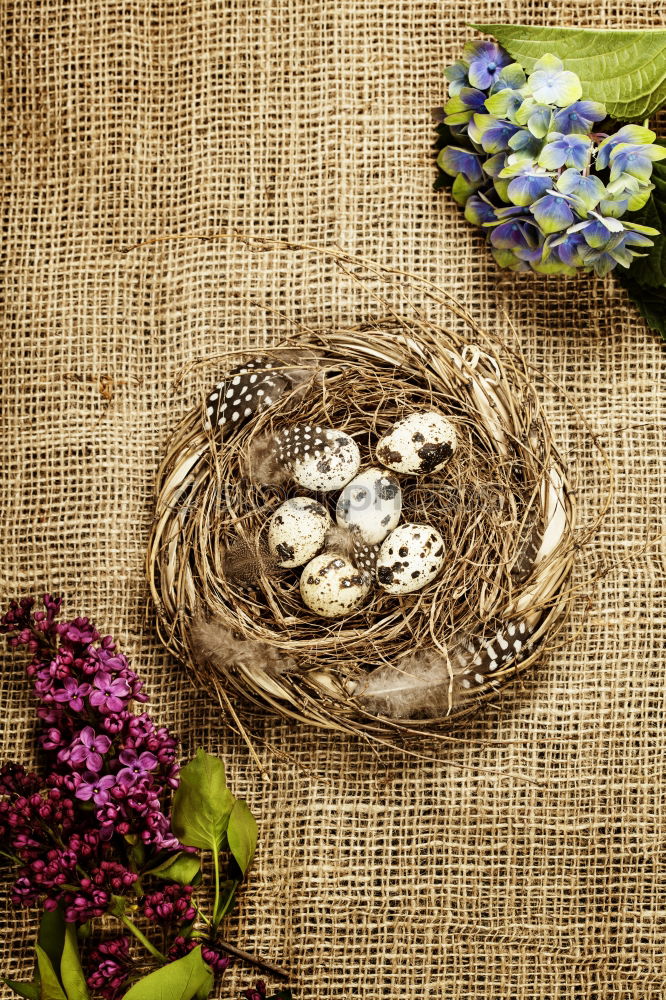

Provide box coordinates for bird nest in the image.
[146,247,605,745]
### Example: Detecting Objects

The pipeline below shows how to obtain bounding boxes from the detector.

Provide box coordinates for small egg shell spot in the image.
[300,552,372,618]
[291,428,361,492]
[335,467,402,544]
[267,498,332,568]
[376,523,446,595]
[375,411,457,475]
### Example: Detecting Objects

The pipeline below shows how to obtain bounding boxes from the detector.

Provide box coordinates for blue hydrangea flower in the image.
[553,100,606,135]
[491,248,531,272]
[504,165,552,206]
[482,152,509,178]
[488,62,527,94]
[507,130,544,161]
[451,172,483,206]
[538,132,592,171]
[436,38,663,280]
[527,54,582,107]
[568,212,625,248]
[530,191,576,233]
[443,87,488,126]
[484,88,523,120]
[596,124,658,169]
[577,230,656,277]
[437,146,484,183]
[463,40,512,90]
[464,193,498,226]
[515,100,553,138]
[544,230,587,268]
[487,213,542,254]
[470,114,521,153]
[609,142,666,185]
[445,61,470,97]
[555,168,606,212]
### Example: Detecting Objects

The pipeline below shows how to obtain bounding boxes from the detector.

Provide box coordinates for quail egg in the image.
[335,467,402,545]
[300,552,371,618]
[375,411,457,475]
[376,523,445,595]
[267,497,332,568]
[274,425,361,491]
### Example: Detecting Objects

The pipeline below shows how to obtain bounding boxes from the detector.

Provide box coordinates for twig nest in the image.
[335,468,402,545]
[275,425,361,491]
[376,411,457,475]
[376,523,446,595]
[267,498,332,568]
[300,552,371,617]
[147,255,603,743]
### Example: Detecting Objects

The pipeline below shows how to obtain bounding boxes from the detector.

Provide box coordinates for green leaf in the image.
[615,151,666,337]
[37,910,66,975]
[145,852,202,885]
[35,947,67,1000]
[59,926,89,1000]
[171,750,236,855]
[227,799,258,877]
[471,25,666,119]
[121,947,213,1000]
[622,157,666,289]
[617,274,666,338]
[1,979,40,1000]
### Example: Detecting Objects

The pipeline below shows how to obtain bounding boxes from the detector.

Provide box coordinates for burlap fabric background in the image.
[2,1,666,997]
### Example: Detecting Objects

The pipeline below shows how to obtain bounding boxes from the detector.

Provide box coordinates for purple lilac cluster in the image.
[168,935,232,975]
[0,596,180,926]
[86,937,133,998]
[0,596,273,1000]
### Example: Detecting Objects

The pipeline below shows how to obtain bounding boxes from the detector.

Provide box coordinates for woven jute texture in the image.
[2,1,666,997]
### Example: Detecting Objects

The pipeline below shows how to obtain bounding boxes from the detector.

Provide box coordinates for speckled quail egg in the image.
[375,411,457,475]
[300,552,371,618]
[267,497,332,568]
[335,467,402,545]
[376,523,445,595]
[274,425,361,491]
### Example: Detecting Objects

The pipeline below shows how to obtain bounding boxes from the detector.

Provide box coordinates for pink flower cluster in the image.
[0,596,180,923]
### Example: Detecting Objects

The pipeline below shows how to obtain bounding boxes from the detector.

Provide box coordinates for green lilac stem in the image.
[121,914,168,963]
[212,849,221,929]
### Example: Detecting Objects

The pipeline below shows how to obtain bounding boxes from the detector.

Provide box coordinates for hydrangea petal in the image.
[445,61,470,97]
[507,172,552,206]
[553,100,606,135]
[464,193,498,227]
[527,53,582,107]
[451,172,482,206]
[530,192,575,234]
[491,247,530,272]
[527,106,552,139]
[556,169,606,211]
[437,146,484,183]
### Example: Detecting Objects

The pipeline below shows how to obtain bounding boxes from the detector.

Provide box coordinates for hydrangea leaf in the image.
[227,799,258,877]
[171,749,236,855]
[470,25,666,119]
[121,946,214,1000]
